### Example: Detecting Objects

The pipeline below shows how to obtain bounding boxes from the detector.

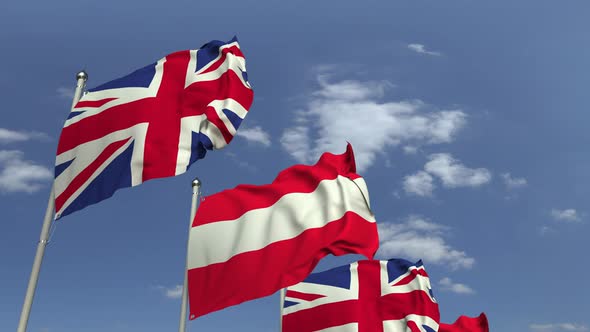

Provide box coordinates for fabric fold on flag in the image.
[187,144,379,319]
[54,36,253,219]
[283,258,490,332]
[282,258,440,332]
[439,313,489,332]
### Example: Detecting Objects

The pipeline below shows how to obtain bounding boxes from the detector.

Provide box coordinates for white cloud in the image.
[236,126,271,147]
[377,216,475,270]
[403,154,491,197]
[0,150,53,194]
[408,43,442,56]
[403,171,434,196]
[405,217,449,233]
[501,173,527,189]
[281,77,466,172]
[313,78,391,100]
[56,87,75,99]
[403,146,419,154]
[529,323,589,331]
[551,209,581,222]
[165,285,183,299]
[0,128,48,144]
[439,277,475,294]
[281,121,310,164]
[424,153,492,188]
[155,285,183,299]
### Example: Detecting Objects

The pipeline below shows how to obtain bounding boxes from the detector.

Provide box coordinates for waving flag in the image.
[187,144,379,319]
[439,313,489,332]
[283,259,440,332]
[54,37,253,219]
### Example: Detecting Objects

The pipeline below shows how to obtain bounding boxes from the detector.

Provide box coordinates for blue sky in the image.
[1,1,589,331]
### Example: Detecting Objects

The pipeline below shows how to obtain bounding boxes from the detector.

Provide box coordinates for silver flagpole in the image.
[179,177,201,332]
[279,288,286,332]
[17,71,88,332]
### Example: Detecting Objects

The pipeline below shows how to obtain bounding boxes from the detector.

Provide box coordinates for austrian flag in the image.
[54,37,253,219]
[187,144,379,319]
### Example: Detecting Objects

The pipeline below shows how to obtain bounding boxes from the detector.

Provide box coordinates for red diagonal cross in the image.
[283,260,440,332]
[57,50,249,182]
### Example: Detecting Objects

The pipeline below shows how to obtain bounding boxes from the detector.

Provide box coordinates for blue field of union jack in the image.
[283,259,440,332]
[53,37,253,219]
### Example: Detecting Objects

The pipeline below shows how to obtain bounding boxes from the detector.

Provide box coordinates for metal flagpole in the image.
[17,71,88,332]
[279,288,286,332]
[179,177,202,332]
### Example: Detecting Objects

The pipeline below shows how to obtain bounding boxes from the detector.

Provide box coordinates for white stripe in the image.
[352,176,370,209]
[382,315,439,332]
[55,123,148,188]
[195,52,248,87]
[195,41,241,76]
[186,45,250,89]
[385,275,433,297]
[380,264,434,301]
[174,114,228,175]
[54,123,148,216]
[188,176,375,270]
[55,138,133,218]
[77,57,165,102]
[185,50,199,87]
[64,58,165,128]
[316,323,358,332]
[208,98,249,134]
[283,262,358,315]
[386,264,426,286]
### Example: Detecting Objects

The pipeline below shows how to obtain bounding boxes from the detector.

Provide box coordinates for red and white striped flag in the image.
[187,144,379,319]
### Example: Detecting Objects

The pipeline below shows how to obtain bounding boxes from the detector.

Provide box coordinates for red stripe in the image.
[357,260,384,332]
[395,268,429,286]
[187,211,378,319]
[192,144,357,226]
[223,45,245,60]
[202,102,233,144]
[284,261,438,331]
[74,98,118,108]
[439,313,489,332]
[379,290,440,321]
[182,70,254,144]
[141,50,189,180]
[58,54,252,156]
[407,321,422,332]
[56,98,153,154]
[55,138,130,212]
[285,290,326,302]
[183,70,254,117]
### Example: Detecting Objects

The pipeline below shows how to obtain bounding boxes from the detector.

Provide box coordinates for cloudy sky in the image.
[1,1,589,331]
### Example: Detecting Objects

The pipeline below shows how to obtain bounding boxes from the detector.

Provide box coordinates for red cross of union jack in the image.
[283,259,440,332]
[54,37,253,219]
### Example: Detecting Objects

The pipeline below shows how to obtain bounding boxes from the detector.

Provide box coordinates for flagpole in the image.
[279,288,285,332]
[179,177,201,332]
[17,71,88,332]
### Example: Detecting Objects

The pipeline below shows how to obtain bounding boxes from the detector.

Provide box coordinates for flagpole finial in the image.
[76,71,88,82]
[192,177,202,188]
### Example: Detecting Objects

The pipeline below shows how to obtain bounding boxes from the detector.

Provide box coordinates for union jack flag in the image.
[283,259,440,332]
[54,37,253,219]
